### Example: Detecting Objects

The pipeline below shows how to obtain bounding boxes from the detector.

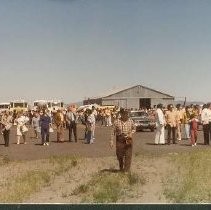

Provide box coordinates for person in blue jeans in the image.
[39,110,52,146]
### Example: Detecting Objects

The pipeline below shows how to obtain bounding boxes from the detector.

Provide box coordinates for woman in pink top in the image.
[189,114,199,147]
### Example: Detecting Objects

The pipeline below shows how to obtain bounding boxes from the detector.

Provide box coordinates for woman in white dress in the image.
[16,112,29,144]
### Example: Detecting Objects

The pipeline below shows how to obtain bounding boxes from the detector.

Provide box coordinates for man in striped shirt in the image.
[110,108,136,172]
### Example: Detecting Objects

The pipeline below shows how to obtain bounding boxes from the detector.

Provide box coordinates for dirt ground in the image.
[0,124,207,161]
[0,124,209,203]
[24,156,170,203]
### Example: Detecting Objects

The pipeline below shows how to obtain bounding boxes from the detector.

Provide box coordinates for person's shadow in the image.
[34,143,44,146]
[146,143,166,145]
[100,169,120,173]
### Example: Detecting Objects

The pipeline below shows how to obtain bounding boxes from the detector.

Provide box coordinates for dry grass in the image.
[0,155,79,203]
[49,155,79,176]
[163,149,211,203]
[0,170,51,203]
[0,155,10,166]
[72,170,145,203]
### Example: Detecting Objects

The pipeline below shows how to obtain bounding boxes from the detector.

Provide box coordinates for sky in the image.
[1,0,211,104]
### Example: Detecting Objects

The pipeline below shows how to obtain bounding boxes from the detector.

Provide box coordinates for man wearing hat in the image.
[110,108,136,172]
[154,104,166,145]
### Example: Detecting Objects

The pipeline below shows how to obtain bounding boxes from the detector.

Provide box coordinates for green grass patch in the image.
[93,176,121,203]
[0,170,51,203]
[0,155,80,203]
[0,155,10,166]
[72,171,145,203]
[72,184,89,195]
[164,149,211,203]
[128,172,145,186]
[49,155,79,175]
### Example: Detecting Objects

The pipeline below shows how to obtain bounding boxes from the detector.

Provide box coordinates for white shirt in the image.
[155,108,165,127]
[201,108,211,124]
[17,116,29,126]
[92,110,98,118]
[87,114,95,125]
[66,111,77,123]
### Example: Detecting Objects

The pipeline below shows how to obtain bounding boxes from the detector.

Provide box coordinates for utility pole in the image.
[183,97,187,107]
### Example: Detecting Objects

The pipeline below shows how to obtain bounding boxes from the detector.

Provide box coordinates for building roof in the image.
[102,85,174,99]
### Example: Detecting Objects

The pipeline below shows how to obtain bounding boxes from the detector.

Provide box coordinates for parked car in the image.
[129,110,156,132]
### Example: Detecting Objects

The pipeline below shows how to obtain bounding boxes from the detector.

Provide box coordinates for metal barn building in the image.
[84,85,174,109]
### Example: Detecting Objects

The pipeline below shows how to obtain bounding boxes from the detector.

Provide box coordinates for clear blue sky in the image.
[0,0,211,104]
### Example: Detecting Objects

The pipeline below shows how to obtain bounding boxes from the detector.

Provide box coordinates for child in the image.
[189,114,199,146]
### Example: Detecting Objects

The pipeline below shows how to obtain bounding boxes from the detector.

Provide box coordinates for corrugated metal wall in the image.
[104,86,173,99]
[102,99,127,107]
[102,86,174,109]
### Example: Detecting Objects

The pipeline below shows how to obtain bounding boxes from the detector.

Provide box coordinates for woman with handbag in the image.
[110,108,136,172]
[1,111,13,147]
[16,112,29,144]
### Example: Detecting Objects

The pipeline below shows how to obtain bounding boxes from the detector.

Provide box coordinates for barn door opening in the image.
[139,98,151,109]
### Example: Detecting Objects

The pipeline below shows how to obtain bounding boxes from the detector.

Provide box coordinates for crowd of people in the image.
[154,103,211,147]
[1,102,211,173]
[0,105,121,147]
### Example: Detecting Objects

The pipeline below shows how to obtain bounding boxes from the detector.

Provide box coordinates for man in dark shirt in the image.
[66,106,78,142]
[39,110,52,146]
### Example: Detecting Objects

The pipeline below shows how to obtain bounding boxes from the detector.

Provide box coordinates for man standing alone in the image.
[110,109,136,172]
